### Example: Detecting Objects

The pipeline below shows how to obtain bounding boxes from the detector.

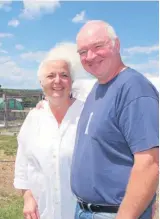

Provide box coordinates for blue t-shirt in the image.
[71,68,159,218]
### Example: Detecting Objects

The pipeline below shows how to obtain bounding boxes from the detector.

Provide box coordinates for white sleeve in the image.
[14,109,36,189]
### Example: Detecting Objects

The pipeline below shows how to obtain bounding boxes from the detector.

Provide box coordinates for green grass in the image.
[0,135,17,156]
[0,135,23,219]
[0,193,23,219]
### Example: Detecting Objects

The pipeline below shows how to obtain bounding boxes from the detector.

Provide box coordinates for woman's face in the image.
[41,60,72,101]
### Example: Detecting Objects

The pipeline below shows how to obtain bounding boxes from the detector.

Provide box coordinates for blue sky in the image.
[0,0,159,89]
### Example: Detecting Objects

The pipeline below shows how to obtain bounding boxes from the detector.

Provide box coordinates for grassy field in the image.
[0,135,23,219]
[0,135,18,156]
[0,135,159,219]
[0,192,23,219]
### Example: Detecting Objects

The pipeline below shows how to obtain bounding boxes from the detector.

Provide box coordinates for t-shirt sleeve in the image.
[118,97,159,154]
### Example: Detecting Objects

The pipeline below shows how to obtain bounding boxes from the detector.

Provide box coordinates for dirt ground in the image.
[0,156,21,197]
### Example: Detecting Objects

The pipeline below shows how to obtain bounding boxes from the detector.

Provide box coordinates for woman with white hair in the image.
[14,43,96,219]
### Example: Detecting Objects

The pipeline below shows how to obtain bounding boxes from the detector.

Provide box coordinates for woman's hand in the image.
[23,190,40,219]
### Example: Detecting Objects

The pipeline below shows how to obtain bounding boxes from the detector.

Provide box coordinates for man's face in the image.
[77,25,117,82]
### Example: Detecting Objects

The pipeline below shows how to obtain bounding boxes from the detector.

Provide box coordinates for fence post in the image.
[39,93,43,102]
[3,93,8,129]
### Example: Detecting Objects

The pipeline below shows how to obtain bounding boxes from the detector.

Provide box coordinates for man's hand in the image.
[23,190,40,219]
[36,100,45,109]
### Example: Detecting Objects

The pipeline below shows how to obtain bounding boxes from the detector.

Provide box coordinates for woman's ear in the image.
[40,80,44,88]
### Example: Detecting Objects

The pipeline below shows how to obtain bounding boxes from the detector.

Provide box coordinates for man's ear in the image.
[114,38,120,53]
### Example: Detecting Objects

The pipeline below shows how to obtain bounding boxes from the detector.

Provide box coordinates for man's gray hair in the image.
[77,20,117,43]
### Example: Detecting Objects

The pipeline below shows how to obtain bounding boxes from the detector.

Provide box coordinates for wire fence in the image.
[0,90,43,163]
[0,90,43,131]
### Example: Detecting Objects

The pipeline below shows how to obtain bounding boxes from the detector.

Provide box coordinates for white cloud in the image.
[122,43,159,79]
[19,0,60,20]
[0,56,11,64]
[144,74,159,91]
[0,49,8,54]
[0,33,13,38]
[0,57,22,78]
[0,1,12,12]
[121,55,129,61]
[0,56,21,74]
[15,44,24,50]
[8,19,20,27]
[20,51,47,63]
[0,55,39,89]
[126,59,159,76]
[72,10,87,23]
[0,42,8,54]
[123,44,159,55]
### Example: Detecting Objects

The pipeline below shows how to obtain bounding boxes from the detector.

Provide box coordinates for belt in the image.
[78,200,119,213]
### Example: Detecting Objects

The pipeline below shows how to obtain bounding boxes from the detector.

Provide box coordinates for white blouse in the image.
[14,99,84,219]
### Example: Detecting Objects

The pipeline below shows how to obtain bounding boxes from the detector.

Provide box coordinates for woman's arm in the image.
[14,110,34,189]
[22,189,40,219]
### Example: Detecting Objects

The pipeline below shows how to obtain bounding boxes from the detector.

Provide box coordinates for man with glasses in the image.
[71,20,159,219]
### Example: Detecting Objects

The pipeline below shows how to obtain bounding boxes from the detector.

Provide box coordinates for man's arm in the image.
[116,147,159,219]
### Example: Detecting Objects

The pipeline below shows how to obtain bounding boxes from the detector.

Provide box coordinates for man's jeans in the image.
[75,203,117,219]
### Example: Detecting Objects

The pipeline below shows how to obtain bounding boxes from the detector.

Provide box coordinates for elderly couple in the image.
[14,20,159,219]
